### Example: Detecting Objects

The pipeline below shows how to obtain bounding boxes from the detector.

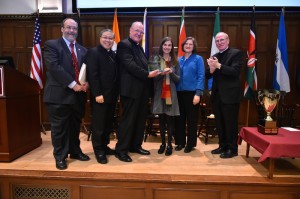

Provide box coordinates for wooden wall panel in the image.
[0,13,299,127]
[1,26,14,49]
[81,186,146,199]
[154,188,221,199]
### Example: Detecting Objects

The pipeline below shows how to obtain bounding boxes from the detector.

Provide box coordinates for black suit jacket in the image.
[86,45,118,103]
[43,38,87,105]
[117,38,149,99]
[205,48,243,104]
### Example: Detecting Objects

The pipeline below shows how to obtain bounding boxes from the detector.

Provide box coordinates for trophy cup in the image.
[257,89,281,135]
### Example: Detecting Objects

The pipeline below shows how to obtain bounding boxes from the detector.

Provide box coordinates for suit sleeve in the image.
[86,48,103,98]
[218,50,243,78]
[117,41,149,80]
[44,40,74,88]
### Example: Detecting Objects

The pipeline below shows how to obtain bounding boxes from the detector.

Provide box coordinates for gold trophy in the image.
[257,89,281,134]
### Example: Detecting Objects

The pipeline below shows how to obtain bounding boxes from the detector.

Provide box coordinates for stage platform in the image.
[1,131,300,199]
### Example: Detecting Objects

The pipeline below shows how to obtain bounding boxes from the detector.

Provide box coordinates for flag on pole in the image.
[76,9,82,44]
[178,8,186,57]
[30,15,43,89]
[112,8,120,51]
[142,8,149,58]
[273,10,290,93]
[244,8,258,99]
[207,8,220,90]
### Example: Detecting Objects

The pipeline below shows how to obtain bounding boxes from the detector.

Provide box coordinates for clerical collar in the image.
[219,47,229,54]
[128,37,140,45]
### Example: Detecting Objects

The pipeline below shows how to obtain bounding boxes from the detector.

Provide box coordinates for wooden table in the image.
[239,127,300,179]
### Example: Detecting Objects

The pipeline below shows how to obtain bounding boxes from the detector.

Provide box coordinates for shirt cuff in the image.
[195,90,201,96]
[68,81,77,89]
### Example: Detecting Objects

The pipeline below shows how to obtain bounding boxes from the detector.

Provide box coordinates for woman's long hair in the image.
[158,37,178,67]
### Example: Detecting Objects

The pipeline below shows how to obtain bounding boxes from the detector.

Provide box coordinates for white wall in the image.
[0,0,73,14]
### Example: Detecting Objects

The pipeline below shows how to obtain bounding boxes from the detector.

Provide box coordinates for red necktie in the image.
[70,43,80,84]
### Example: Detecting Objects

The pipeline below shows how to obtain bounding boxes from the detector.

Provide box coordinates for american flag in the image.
[30,16,43,89]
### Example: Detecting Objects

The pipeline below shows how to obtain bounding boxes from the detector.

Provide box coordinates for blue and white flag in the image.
[273,11,290,93]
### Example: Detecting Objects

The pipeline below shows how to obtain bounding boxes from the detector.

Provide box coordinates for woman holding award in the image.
[152,37,180,156]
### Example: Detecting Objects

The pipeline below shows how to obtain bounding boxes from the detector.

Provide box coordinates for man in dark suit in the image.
[86,29,118,164]
[115,21,160,162]
[206,32,243,158]
[44,18,90,170]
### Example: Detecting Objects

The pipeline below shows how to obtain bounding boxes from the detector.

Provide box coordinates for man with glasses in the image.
[115,21,160,162]
[86,29,118,164]
[44,18,89,170]
[206,32,243,158]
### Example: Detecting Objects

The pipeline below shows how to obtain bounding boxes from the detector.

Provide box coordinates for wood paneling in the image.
[0,12,300,127]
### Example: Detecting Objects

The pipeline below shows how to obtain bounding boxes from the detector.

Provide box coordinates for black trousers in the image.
[158,114,175,146]
[47,101,85,162]
[175,91,200,147]
[115,92,149,154]
[91,100,116,155]
[213,92,240,151]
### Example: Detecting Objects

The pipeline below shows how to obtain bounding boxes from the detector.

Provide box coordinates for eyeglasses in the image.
[134,29,144,35]
[215,38,227,43]
[64,26,78,31]
[101,36,114,41]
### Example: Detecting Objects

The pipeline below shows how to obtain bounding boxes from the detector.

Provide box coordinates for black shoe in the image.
[175,145,185,151]
[211,147,226,154]
[115,153,132,162]
[105,146,116,155]
[70,153,90,161]
[158,144,166,154]
[130,147,150,155]
[165,145,173,156]
[220,149,238,159]
[184,146,193,153]
[95,154,108,164]
[56,160,67,170]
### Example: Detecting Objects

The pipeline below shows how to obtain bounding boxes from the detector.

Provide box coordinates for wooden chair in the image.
[198,90,217,144]
[277,103,300,128]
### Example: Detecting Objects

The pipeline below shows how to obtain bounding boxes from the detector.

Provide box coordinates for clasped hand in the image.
[207,57,220,73]
[73,82,89,92]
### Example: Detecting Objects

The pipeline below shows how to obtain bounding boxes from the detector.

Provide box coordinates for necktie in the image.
[70,43,80,84]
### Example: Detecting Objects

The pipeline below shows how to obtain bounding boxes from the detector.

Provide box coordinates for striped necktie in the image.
[70,43,80,84]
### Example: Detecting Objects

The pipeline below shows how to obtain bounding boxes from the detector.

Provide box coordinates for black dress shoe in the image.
[56,160,67,170]
[158,144,166,154]
[184,146,193,153]
[165,145,173,156]
[70,153,90,161]
[175,145,185,151]
[211,147,226,154]
[115,153,132,162]
[220,149,238,159]
[105,146,116,155]
[130,147,150,155]
[95,154,108,164]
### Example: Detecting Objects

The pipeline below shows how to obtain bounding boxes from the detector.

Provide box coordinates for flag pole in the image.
[36,9,46,134]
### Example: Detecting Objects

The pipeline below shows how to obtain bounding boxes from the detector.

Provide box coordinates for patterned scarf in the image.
[161,60,172,105]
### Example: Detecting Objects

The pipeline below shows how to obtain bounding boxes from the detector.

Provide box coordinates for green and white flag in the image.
[207,9,220,90]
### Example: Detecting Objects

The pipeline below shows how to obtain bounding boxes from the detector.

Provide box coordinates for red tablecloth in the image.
[239,127,300,162]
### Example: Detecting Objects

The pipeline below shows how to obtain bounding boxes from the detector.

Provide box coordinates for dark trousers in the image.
[158,114,175,146]
[47,102,84,162]
[91,101,116,155]
[175,91,200,147]
[115,92,149,154]
[213,92,240,151]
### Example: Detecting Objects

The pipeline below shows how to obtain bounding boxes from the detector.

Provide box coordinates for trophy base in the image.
[257,121,278,135]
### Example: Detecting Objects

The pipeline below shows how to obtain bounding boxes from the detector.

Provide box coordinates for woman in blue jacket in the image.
[175,37,205,153]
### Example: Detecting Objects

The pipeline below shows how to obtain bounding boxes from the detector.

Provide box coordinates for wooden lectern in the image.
[0,66,42,162]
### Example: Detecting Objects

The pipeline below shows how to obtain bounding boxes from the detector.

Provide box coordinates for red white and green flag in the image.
[177,8,186,57]
[244,9,257,99]
[207,9,220,90]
